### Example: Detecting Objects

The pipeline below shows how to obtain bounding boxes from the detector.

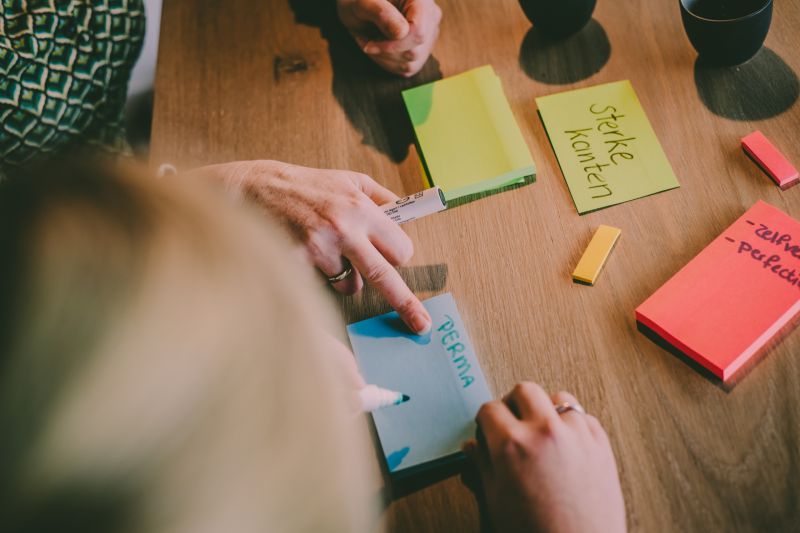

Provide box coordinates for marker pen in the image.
[381,187,447,224]
[359,384,410,412]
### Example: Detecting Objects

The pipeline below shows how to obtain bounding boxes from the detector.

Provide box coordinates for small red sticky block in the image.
[741,130,799,190]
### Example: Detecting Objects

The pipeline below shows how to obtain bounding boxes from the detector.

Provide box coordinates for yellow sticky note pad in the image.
[536,81,679,214]
[572,225,621,285]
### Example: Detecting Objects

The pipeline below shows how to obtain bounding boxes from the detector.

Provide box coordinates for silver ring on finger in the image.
[555,402,586,416]
[327,260,354,284]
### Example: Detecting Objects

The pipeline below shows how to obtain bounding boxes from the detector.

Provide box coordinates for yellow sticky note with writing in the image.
[536,80,679,214]
[572,225,621,285]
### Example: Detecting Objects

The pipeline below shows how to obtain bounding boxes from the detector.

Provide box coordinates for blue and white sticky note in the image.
[347,293,492,475]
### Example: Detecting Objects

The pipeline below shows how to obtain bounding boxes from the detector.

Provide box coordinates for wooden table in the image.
[151,0,800,531]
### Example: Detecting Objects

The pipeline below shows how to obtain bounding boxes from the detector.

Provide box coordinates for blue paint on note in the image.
[348,314,431,346]
[347,293,492,474]
[386,446,411,472]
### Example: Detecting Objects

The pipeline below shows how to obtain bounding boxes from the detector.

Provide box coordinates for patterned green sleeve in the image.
[0,0,145,171]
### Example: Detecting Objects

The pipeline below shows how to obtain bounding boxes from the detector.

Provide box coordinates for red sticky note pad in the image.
[741,130,799,190]
[636,201,800,381]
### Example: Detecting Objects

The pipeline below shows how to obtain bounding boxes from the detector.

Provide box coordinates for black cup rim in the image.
[679,0,772,23]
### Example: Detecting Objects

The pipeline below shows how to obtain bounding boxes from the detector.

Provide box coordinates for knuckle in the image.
[476,401,499,422]
[397,235,414,264]
[404,63,424,77]
[323,212,348,241]
[393,294,419,316]
[334,169,354,182]
[305,232,339,270]
[349,172,370,187]
[404,49,420,61]
[324,202,359,239]
[385,234,413,265]
[499,427,531,458]
[378,6,394,21]
[555,390,572,402]
[363,261,392,284]
[305,229,328,256]
[507,426,529,446]
[538,415,563,439]
[476,403,490,422]
[331,173,359,195]
[512,382,529,394]
[512,381,538,398]
[347,192,368,212]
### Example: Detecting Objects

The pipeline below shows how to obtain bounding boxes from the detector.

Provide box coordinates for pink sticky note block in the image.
[636,201,800,381]
[741,130,799,190]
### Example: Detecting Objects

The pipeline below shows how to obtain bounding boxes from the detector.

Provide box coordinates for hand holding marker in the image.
[359,188,445,412]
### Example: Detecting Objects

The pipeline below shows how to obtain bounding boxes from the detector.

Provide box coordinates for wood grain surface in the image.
[150,0,800,531]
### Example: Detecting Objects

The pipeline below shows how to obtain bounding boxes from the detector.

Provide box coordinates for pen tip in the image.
[401,394,410,403]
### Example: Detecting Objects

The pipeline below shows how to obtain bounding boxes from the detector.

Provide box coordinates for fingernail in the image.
[402,50,415,61]
[364,45,380,55]
[412,313,432,335]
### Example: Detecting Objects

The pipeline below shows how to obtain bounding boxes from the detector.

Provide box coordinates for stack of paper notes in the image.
[402,65,536,206]
[347,293,492,479]
[536,80,680,214]
[636,201,800,381]
[572,225,621,285]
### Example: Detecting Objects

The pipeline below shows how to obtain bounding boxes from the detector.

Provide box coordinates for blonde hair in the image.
[0,162,377,533]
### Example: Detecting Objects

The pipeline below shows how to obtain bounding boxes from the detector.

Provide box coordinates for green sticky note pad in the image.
[403,65,536,206]
[536,80,680,214]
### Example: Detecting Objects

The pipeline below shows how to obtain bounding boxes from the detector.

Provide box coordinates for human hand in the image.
[201,160,432,335]
[337,0,442,77]
[464,382,626,533]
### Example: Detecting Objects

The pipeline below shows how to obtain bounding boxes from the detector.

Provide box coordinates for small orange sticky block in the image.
[572,225,621,285]
[741,130,799,190]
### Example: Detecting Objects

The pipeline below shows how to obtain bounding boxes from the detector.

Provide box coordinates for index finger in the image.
[348,172,399,205]
[475,400,520,457]
[504,381,560,425]
[343,237,431,335]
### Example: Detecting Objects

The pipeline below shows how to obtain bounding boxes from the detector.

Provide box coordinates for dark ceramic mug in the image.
[518,0,597,39]
[680,0,772,66]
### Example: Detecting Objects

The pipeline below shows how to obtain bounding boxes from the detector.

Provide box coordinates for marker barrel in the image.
[381,187,447,224]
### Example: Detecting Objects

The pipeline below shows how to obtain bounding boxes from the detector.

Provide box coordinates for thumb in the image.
[462,438,489,478]
[359,0,410,39]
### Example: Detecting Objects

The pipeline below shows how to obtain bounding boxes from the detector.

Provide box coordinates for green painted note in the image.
[536,80,680,214]
[402,65,536,206]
